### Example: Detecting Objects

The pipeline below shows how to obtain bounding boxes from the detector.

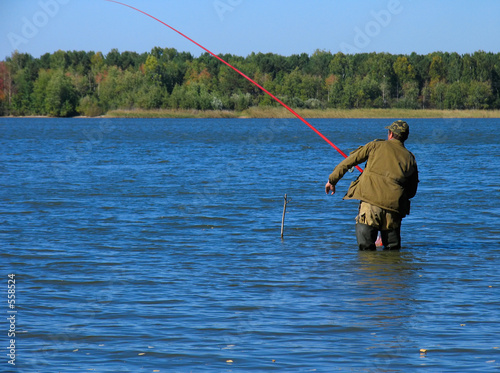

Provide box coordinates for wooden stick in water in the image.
[281,194,289,239]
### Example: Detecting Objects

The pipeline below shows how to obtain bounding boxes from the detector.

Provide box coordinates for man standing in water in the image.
[325,120,419,250]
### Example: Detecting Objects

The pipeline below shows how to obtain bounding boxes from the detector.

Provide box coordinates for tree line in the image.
[1,48,499,117]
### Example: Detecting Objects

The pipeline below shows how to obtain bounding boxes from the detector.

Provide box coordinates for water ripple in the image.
[1,118,499,372]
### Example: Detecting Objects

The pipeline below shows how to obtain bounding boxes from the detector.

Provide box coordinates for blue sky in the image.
[1,0,499,61]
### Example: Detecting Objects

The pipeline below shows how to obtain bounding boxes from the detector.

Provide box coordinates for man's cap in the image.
[385,120,409,136]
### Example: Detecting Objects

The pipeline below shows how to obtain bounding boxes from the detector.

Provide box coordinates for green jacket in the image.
[329,139,418,217]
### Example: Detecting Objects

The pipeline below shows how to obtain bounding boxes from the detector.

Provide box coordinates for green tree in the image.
[444,81,466,109]
[329,52,351,79]
[6,52,38,115]
[168,83,210,110]
[307,49,332,77]
[39,53,51,69]
[67,50,92,76]
[90,51,105,96]
[393,56,416,95]
[466,80,492,109]
[395,81,419,109]
[461,53,476,82]
[97,66,121,110]
[217,64,242,97]
[50,50,69,70]
[119,69,145,108]
[345,77,362,109]
[78,95,102,116]
[445,52,462,83]
[32,69,52,114]
[136,83,165,109]
[11,68,33,115]
[144,55,160,83]
[355,76,381,108]
[105,48,121,67]
[430,81,447,109]
[280,67,318,105]
[474,51,494,82]
[258,75,278,107]
[325,74,338,104]
[121,51,146,70]
[429,54,445,82]
[408,52,431,86]
[231,92,252,111]
[420,82,431,109]
[45,69,77,117]
[326,77,345,108]
[285,53,309,74]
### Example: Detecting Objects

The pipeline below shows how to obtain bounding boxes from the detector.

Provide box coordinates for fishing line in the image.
[104,0,363,173]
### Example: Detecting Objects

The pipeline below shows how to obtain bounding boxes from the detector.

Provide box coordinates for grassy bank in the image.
[241,107,500,119]
[104,109,239,119]
[105,108,500,119]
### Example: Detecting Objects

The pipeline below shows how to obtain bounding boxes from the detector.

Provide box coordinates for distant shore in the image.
[4,108,500,119]
[104,108,500,119]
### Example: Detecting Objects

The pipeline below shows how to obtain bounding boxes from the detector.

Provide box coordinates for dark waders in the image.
[356,223,401,251]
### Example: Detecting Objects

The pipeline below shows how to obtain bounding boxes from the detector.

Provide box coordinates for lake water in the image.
[1,117,499,372]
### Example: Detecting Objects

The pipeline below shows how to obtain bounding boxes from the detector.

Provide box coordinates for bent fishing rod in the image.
[105,0,363,173]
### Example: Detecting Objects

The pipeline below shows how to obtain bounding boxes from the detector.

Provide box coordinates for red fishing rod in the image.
[105,0,363,173]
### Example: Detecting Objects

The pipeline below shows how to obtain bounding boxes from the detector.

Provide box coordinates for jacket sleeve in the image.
[328,142,371,186]
[405,164,419,199]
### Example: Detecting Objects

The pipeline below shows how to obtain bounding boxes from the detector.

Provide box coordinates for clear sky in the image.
[1,0,499,61]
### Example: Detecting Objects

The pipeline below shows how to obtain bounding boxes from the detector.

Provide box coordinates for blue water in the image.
[1,117,499,372]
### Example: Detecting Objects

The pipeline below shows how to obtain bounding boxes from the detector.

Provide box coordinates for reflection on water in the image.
[355,252,416,308]
[352,252,417,367]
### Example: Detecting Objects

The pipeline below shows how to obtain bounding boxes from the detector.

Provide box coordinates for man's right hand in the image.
[325,181,335,195]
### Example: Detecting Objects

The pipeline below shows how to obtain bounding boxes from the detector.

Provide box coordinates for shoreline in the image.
[3,108,500,119]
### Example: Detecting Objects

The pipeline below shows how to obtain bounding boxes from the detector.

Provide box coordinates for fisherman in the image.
[325,120,419,250]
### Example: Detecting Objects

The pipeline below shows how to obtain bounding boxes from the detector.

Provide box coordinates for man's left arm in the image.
[325,143,371,195]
